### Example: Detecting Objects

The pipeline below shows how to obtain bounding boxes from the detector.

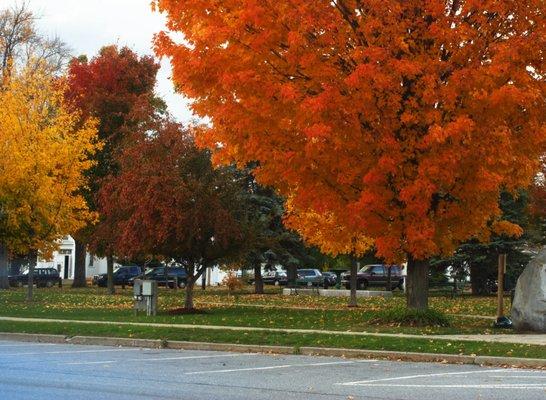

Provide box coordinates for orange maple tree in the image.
[154,0,546,309]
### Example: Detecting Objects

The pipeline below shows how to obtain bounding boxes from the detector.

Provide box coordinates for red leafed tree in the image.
[154,0,546,309]
[98,121,246,310]
[65,45,163,291]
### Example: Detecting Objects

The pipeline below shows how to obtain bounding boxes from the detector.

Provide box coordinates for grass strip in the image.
[0,320,543,360]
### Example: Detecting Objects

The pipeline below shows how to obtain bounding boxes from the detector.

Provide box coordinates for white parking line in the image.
[0,348,143,356]
[186,360,375,375]
[63,353,257,365]
[338,368,509,386]
[352,384,546,390]
[490,376,546,379]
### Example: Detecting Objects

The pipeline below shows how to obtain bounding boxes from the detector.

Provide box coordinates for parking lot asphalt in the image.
[0,340,545,400]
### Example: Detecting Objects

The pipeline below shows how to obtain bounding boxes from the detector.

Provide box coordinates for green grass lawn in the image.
[0,287,538,360]
[0,287,510,335]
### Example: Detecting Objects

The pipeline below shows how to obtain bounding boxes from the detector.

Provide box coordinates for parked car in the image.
[262,270,288,286]
[8,268,61,288]
[92,265,142,287]
[129,266,188,288]
[483,277,516,295]
[249,270,287,286]
[341,264,404,290]
[296,269,324,287]
[321,271,338,288]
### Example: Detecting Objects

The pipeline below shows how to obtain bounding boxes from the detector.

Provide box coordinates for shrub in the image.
[221,271,245,294]
[371,307,451,327]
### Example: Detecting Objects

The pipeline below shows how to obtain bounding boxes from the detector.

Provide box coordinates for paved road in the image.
[0,340,545,400]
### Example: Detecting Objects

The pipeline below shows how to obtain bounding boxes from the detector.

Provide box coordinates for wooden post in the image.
[496,253,507,319]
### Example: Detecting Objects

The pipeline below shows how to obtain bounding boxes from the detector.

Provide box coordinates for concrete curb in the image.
[282,288,393,298]
[166,341,295,354]
[299,346,476,364]
[69,336,164,349]
[0,332,68,344]
[474,355,546,369]
[0,332,544,369]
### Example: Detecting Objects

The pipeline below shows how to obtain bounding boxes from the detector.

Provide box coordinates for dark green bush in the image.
[371,307,451,327]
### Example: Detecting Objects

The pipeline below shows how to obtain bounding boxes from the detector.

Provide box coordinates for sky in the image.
[26,0,194,122]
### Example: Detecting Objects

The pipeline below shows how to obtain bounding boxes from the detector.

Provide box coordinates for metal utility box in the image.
[142,280,157,296]
[133,279,157,316]
[133,280,143,296]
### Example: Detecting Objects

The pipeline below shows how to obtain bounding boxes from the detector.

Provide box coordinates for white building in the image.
[36,235,228,285]
[36,235,119,279]
[36,236,76,279]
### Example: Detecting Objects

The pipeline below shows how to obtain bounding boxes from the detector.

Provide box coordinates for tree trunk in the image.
[184,263,208,310]
[106,254,115,295]
[72,239,87,288]
[469,262,490,295]
[201,270,206,290]
[287,264,297,288]
[386,266,392,291]
[184,277,195,310]
[254,263,264,294]
[0,243,9,289]
[26,254,36,302]
[348,256,358,307]
[406,256,430,310]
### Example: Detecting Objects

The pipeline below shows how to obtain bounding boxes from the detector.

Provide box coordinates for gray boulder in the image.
[511,250,546,332]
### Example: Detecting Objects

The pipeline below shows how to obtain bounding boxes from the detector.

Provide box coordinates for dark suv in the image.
[321,272,338,288]
[129,267,188,288]
[9,268,61,288]
[341,264,404,290]
[93,265,142,287]
[250,271,288,286]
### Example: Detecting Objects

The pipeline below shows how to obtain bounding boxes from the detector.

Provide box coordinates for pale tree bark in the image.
[26,250,37,301]
[348,256,358,307]
[184,263,207,310]
[106,254,114,295]
[406,256,430,310]
[72,239,87,288]
[0,243,9,289]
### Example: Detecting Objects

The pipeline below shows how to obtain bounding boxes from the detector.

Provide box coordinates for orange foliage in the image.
[154,1,546,262]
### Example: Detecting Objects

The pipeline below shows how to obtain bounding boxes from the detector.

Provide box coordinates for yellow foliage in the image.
[0,67,100,256]
[491,220,524,239]
[284,197,374,257]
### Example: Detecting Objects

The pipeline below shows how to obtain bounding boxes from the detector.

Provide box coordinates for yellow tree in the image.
[0,67,100,290]
[285,198,373,306]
